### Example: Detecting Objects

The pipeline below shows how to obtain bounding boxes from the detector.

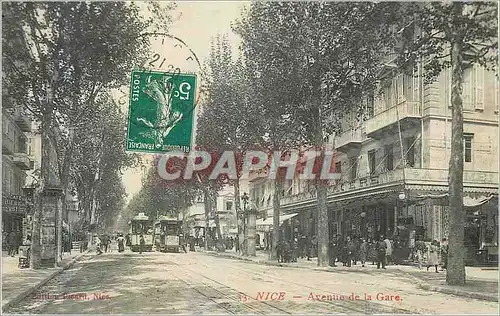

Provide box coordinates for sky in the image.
[121,1,249,203]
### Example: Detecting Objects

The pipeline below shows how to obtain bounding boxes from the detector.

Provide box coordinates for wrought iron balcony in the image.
[279,168,498,208]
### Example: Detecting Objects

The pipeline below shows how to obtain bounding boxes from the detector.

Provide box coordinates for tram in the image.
[128,213,154,252]
[154,215,182,252]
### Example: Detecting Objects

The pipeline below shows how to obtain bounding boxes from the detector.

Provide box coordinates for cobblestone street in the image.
[5,250,498,314]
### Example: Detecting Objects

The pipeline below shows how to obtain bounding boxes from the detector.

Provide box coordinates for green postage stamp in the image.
[126,70,196,153]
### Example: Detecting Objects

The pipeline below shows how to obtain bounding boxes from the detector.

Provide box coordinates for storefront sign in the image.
[2,195,28,214]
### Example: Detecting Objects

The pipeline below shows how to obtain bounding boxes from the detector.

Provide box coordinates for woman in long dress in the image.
[117,234,125,253]
[427,240,440,273]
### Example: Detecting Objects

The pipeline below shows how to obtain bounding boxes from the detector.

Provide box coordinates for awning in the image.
[256,213,298,226]
[416,193,497,207]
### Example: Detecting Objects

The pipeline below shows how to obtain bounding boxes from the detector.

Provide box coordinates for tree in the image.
[394,2,497,285]
[234,2,395,264]
[233,3,305,260]
[196,34,262,254]
[2,2,155,267]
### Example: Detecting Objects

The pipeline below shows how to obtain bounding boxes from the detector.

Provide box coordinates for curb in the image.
[204,251,498,302]
[418,283,498,302]
[2,251,91,312]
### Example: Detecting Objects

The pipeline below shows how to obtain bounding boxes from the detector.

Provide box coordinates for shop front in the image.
[2,194,28,249]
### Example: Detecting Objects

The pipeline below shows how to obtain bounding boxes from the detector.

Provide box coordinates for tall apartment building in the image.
[249,63,499,265]
[2,105,35,247]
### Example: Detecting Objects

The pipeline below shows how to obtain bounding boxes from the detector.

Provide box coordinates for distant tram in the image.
[128,213,154,252]
[154,216,182,252]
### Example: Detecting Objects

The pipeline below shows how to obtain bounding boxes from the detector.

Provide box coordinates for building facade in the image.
[184,182,249,239]
[249,63,499,265]
[2,106,35,248]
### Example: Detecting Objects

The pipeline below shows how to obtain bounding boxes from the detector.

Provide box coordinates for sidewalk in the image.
[202,249,498,302]
[2,250,91,312]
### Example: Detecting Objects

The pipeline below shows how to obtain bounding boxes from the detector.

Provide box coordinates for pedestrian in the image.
[408,230,416,260]
[346,236,355,267]
[117,234,125,252]
[7,231,17,257]
[376,237,387,269]
[426,240,440,273]
[189,235,196,252]
[414,236,427,270]
[139,234,145,254]
[384,235,392,266]
[328,236,337,266]
[311,235,318,258]
[440,238,448,270]
[359,238,368,267]
[94,235,102,255]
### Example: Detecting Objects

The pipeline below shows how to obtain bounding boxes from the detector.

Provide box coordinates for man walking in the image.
[376,237,387,269]
[139,234,145,254]
[440,238,448,270]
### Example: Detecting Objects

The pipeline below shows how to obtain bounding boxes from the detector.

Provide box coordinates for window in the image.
[464,134,473,163]
[335,161,342,174]
[225,201,233,211]
[366,94,374,118]
[385,145,394,171]
[406,137,415,167]
[368,150,376,175]
[350,157,358,180]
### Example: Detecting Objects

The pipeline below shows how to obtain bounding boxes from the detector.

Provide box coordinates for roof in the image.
[132,213,149,221]
[256,213,298,226]
[156,215,180,222]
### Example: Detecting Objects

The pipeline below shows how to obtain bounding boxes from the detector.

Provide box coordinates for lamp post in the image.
[242,192,257,256]
[398,191,407,235]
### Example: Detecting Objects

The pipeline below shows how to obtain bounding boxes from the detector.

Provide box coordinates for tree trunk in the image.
[234,178,245,255]
[447,13,466,285]
[56,128,75,264]
[316,183,329,266]
[204,190,210,250]
[31,104,52,269]
[271,176,281,260]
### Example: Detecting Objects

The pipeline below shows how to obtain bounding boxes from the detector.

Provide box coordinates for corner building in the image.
[250,62,499,266]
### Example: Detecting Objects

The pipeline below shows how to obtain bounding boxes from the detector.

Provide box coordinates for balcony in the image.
[2,134,14,155]
[248,168,269,182]
[334,128,366,153]
[279,168,498,208]
[12,152,35,170]
[13,108,32,132]
[366,101,421,139]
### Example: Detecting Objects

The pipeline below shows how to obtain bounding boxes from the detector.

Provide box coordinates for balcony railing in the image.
[279,168,498,207]
[12,153,34,170]
[366,101,421,136]
[335,128,365,152]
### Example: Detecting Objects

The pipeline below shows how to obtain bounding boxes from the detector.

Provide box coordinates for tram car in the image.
[128,213,154,252]
[154,215,182,253]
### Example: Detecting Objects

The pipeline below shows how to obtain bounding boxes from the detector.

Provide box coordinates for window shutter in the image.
[463,67,472,110]
[475,66,484,110]
[398,74,405,103]
[446,68,452,108]
[413,65,420,103]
